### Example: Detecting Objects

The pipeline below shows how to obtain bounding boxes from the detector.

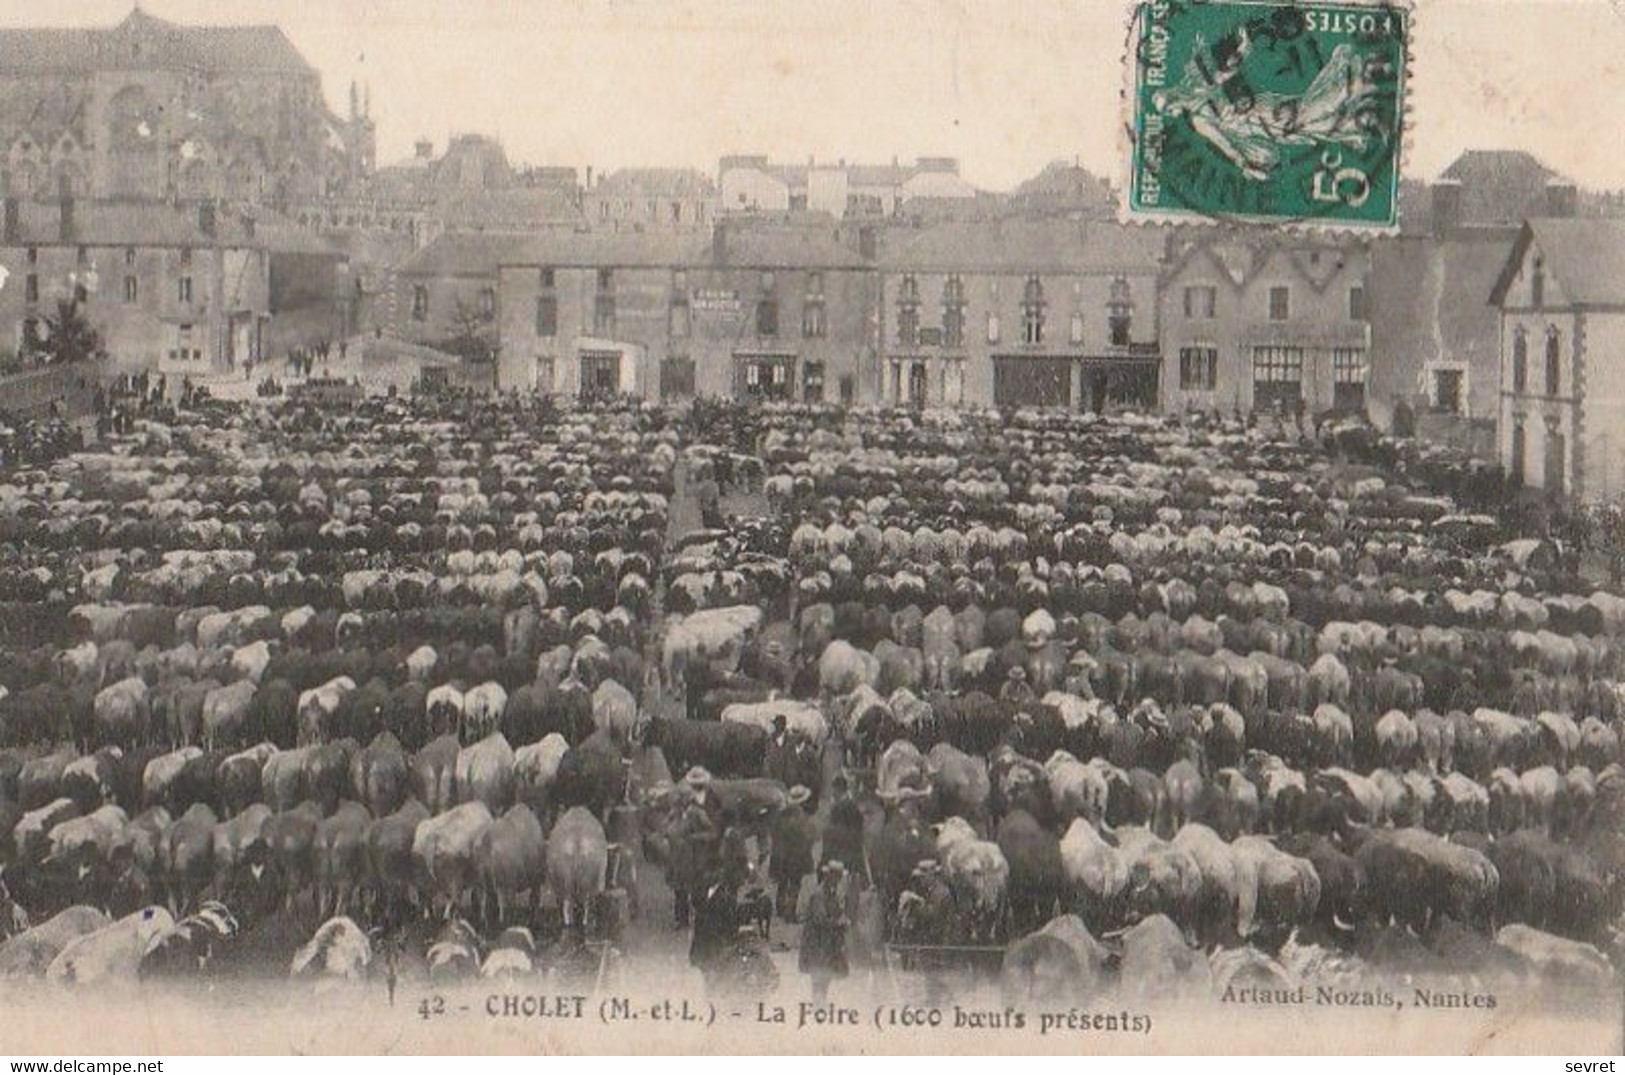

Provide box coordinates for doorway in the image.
[580,352,620,401]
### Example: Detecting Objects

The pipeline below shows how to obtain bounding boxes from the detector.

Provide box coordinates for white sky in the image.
[7,0,1625,191]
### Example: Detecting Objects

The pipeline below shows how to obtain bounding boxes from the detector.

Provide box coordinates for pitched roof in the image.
[0,9,313,76]
[591,168,716,199]
[1438,150,1565,228]
[496,223,867,271]
[1440,150,1555,184]
[396,232,540,278]
[497,231,699,270]
[182,25,312,74]
[241,207,344,257]
[6,199,257,247]
[882,219,1165,273]
[846,164,914,189]
[1490,217,1625,308]
[436,187,584,230]
[1163,226,1373,291]
[720,225,867,269]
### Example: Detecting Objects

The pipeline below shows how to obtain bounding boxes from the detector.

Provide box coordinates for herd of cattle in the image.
[0,396,1619,1006]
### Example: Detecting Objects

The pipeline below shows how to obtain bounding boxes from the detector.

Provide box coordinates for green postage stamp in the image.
[1127,0,1409,228]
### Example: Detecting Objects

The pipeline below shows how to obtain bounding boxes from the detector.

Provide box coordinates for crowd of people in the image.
[0,391,1617,1006]
[285,340,348,381]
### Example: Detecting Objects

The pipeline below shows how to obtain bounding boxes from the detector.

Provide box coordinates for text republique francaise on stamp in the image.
[1127,0,1409,229]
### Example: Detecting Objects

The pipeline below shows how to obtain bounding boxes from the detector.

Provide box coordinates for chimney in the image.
[1545,178,1578,219]
[1431,178,1462,238]
[3,197,18,246]
[58,173,75,243]
[712,221,728,264]
[199,200,217,239]
[586,165,593,190]
[415,138,434,160]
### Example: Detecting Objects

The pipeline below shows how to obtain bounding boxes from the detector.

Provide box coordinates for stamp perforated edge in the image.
[1114,0,1417,236]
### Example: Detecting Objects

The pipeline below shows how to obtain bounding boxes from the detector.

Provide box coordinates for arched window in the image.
[1512,328,1528,392]
[1531,257,1545,308]
[1545,327,1561,396]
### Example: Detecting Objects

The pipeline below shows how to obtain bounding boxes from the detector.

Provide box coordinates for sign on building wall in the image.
[692,288,742,317]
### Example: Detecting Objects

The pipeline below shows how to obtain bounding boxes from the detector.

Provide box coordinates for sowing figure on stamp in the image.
[1154,28,1385,181]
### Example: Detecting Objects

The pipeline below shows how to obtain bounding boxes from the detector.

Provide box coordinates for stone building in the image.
[1368,151,1576,433]
[1159,232,1371,417]
[387,232,534,356]
[495,223,873,402]
[0,193,271,376]
[582,168,716,232]
[1490,218,1625,503]
[878,220,1164,410]
[719,155,976,219]
[292,135,582,250]
[0,8,373,205]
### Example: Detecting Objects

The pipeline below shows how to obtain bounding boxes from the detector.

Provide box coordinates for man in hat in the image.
[770,785,817,923]
[1001,663,1035,704]
[799,862,849,1002]
[683,765,724,823]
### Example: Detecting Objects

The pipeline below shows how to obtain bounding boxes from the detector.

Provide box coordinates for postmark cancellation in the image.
[1126,0,1410,230]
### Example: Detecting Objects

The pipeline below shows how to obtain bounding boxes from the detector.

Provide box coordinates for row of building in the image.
[388,211,1370,417]
[1,9,1620,505]
[379,149,1625,505]
[0,187,349,378]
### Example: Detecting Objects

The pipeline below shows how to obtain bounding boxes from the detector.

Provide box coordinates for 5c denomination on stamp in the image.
[1127,0,1409,228]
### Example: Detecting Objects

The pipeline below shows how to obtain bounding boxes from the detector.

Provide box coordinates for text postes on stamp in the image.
[1127,0,1408,229]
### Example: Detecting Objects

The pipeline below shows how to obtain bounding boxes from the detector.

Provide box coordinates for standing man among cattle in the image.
[770,785,817,922]
[799,862,850,1002]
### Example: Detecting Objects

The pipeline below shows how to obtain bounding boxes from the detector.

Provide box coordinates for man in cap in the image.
[770,784,817,923]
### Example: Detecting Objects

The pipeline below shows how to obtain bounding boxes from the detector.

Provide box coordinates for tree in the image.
[40,298,107,366]
[439,297,498,365]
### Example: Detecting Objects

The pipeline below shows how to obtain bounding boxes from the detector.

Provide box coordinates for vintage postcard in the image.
[0,0,1622,1058]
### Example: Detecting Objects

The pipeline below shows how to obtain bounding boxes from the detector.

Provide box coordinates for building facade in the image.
[1368,152,1577,432]
[387,233,534,355]
[495,225,873,402]
[1159,234,1371,417]
[290,136,583,252]
[1490,218,1625,503]
[0,195,270,375]
[878,220,1164,410]
[582,168,716,232]
[0,9,373,206]
[719,155,976,219]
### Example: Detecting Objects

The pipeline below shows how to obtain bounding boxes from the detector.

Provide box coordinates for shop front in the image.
[734,352,796,402]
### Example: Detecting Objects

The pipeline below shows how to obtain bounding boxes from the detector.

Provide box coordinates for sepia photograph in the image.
[0,0,1620,1057]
